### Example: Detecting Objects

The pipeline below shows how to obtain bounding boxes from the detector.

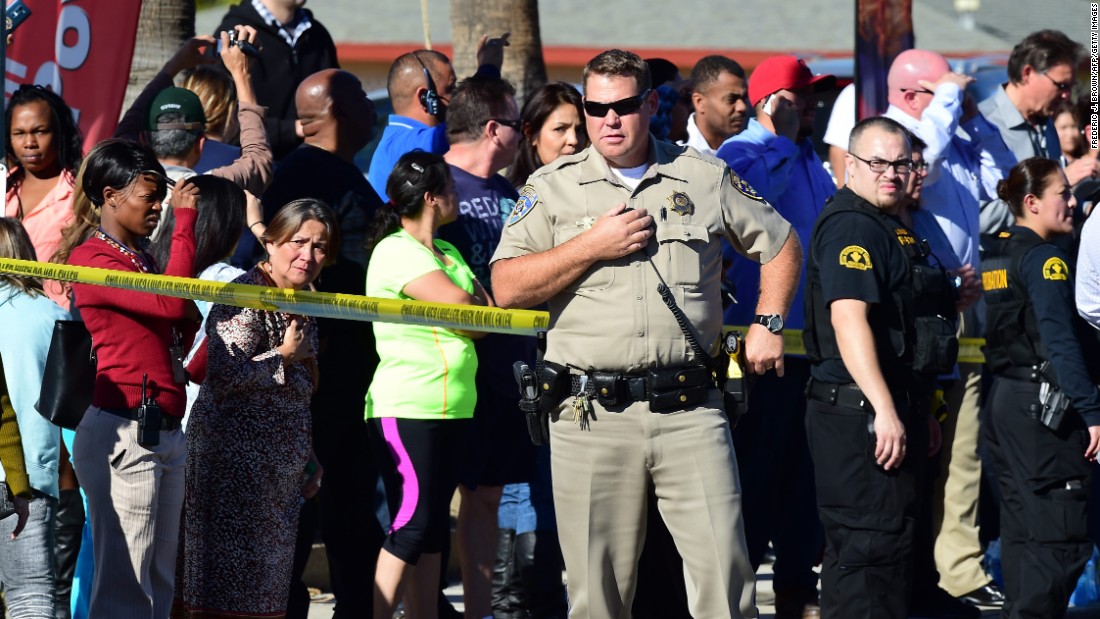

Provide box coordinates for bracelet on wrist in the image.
[249,221,263,230]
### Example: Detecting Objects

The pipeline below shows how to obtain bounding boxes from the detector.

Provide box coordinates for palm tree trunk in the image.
[120,0,196,118]
[450,0,546,107]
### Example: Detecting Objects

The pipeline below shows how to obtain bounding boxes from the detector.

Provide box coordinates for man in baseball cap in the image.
[147,87,207,132]
[714,54,836,619]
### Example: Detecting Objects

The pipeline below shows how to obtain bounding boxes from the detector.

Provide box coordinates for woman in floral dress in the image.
[174,199,337,618]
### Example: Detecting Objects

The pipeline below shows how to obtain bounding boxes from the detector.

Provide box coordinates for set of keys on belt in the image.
[572,375,593,429]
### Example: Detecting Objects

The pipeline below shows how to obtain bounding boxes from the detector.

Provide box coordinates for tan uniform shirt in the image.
[492,139,792,373]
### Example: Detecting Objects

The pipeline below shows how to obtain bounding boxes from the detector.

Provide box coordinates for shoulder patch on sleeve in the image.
[839,245,873,271]
[507,185,539,227]
[1042,256,1069,281]
[728,168,765,203]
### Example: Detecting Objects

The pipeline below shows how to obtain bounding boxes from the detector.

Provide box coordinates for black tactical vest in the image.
[980,230,1046,373]
[804,195,959,378]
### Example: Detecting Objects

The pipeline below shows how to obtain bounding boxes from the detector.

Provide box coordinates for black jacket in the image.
[215,2,339,159]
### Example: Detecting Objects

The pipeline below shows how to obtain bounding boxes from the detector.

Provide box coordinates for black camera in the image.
[219,28,260,57]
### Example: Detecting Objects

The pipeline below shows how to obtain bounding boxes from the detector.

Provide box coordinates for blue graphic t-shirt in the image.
[438,165,518,293]
[438,165,529,399]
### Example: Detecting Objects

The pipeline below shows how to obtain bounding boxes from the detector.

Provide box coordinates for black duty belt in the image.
[804,378,913,413]
[805,379,872,411]
[101,407,183,431]
[569,366,714,412]
[999,366,1041,383]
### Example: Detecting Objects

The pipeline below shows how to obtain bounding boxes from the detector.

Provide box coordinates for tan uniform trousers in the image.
[550,390,757,619]
[72,406,186,619]
[934,308,989,596]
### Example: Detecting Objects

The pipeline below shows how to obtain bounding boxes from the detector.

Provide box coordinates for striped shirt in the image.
[250,0,312,47]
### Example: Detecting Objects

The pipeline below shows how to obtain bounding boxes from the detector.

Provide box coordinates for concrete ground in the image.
[304,557,1100,618]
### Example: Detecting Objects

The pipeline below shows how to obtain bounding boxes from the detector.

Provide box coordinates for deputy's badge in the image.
[507,185,538,227]
[667,191,694,216]
[575,216,596,229]
[729,169,765,203]
[839,245,872,271]
[1043,256,1069,281]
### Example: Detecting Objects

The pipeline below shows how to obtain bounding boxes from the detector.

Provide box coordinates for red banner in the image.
[855,0,914,119]
[5,0,143,149]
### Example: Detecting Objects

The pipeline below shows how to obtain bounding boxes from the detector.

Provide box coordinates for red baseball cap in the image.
[748,56,837,107]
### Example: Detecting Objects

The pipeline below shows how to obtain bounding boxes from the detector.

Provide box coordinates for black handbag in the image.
[35,320,96,429]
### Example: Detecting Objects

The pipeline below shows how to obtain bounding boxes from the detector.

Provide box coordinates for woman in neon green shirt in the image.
[365,151,493,618]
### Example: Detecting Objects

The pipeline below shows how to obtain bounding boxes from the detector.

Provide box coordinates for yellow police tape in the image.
[0,257,987,362]
[721,327,987,365]
[0,258,551,336]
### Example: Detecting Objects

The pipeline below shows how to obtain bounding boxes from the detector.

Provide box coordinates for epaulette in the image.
[528,149,589,180]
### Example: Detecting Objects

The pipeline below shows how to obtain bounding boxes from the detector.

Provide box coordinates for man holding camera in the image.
[491,49,801,619]
[215,0,339,160]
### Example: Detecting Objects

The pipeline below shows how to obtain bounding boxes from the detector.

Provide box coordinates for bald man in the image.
[884,50,1004,613]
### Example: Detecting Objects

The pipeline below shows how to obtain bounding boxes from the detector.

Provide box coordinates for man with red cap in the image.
[715,54,836,619]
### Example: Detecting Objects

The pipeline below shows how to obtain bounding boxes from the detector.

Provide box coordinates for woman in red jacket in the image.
[61,139,200,619]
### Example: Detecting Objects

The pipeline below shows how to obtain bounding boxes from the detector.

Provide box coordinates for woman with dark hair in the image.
[981,157,1100,617]
[62,138,200,619]
[365,151,492,618]
[174,198,335,618]
[5,85,84,306]
[496,82,579,619]
[506,82,586,188]
[0,218,70,616]
[147,175,247,423]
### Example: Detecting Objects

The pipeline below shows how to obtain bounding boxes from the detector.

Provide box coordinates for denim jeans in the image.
[497,445,556,535]
[0,484,58,618]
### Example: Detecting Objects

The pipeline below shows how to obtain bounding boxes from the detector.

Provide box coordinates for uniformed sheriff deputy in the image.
[802,116,960,619]
[980,157,1100,617]
[490,49,802,619]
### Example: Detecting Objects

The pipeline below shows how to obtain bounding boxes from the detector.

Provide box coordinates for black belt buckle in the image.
[592,371,625,407]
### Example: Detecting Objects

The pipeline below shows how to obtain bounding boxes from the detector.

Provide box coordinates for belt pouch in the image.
[537,362,570,412]
[647,366,709,391]
[592,371,624,407]
[650,384,709,411]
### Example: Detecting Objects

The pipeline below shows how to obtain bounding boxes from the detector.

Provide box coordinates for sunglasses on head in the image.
[583,89,652,118]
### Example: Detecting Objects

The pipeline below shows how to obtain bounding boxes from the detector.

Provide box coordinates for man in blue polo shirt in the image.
[715,54,836,619]
[368,35,509,201]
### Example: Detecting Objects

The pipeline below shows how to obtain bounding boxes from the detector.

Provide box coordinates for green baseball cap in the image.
[147,87,207,132]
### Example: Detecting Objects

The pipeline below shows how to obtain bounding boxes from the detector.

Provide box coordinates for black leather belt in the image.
[101,407,183,431]
[570,373,648,401]
[805,379,872,411]
[569,366,713,412]
[999,366,1040,383]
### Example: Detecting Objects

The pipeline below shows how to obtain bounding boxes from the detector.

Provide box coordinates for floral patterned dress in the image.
[173,266,318,618]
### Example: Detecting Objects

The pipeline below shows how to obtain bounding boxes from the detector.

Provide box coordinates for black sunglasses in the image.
[583,89,652,118]
[487,117,523,131]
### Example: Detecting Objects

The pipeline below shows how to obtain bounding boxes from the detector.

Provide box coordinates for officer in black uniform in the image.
[980,156,1100,618]
[802,117,959,619]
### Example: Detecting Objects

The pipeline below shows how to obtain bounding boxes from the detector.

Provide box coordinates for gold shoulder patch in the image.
[728,169,765,202]
[840,245,872,271]
[1043,256,1069,281]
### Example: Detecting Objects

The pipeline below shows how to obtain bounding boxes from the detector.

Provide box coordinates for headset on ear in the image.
[413,53,443,117]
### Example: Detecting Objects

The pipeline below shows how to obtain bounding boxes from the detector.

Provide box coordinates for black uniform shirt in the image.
[809,188,911,384]
[1013,226,1100,426]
